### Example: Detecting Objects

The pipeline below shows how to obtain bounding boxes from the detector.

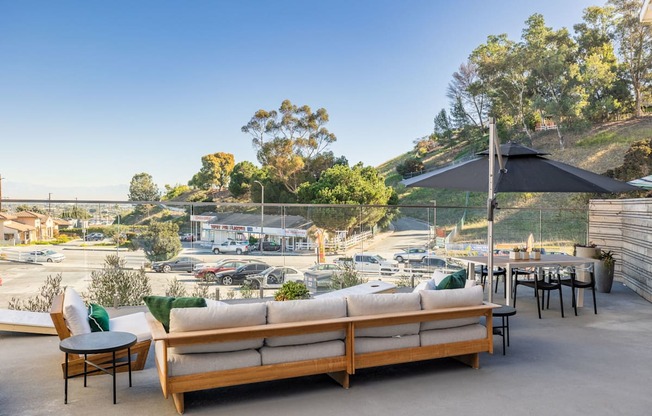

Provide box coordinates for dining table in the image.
[451,254,598,307]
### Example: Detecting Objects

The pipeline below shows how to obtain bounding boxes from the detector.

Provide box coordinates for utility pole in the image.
[48,193,52,215]
[253,181,264,254]
[0,173,4,212]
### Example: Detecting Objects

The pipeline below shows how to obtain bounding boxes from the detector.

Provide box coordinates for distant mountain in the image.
[2,181,129,201]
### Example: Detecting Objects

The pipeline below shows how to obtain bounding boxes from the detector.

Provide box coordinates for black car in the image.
[216,262,270,285]
[249,241,282,252]
[152,256,202,273]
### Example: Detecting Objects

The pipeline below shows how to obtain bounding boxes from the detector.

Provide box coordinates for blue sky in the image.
[1,0,601,199]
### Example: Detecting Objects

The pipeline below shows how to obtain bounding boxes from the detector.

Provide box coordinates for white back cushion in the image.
[63,287,91,335]
[420,285,483,330]
[169,302,266,354]
[265,298,347,347]
[346,293,421,337]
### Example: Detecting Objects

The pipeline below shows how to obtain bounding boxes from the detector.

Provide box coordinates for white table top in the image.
[313,281,396,298]
[453,254,598,268]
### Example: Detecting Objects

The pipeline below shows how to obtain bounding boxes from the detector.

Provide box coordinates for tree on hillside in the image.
[15,205,47,214]
[188,152,235,191]
[574,6,628,122]
[241,99,337,193]
[132,221,181,262]
[128,173,160,201]
[433,109,454,145]
[446,61,489,131]
[162,184,192,200]
[228,161,260,198]
[296,163,394,233]
[608,0,652,118]
[471,34,536,143]
[523,14,585,149]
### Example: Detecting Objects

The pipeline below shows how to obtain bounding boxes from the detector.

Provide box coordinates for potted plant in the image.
[530,248,541,260]
[274,281,310,301]
[574,242,600,259]
[594,250,615,293]
[509,247,521,260]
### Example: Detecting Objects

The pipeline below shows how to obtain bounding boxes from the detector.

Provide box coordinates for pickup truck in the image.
[211,240,249,255]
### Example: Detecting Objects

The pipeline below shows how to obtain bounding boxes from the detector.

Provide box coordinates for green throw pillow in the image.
[88,303,110,332]
[143,296,207,332]
[436,269,467,290]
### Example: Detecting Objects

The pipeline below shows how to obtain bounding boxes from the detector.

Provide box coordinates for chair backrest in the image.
[49,293,72,341]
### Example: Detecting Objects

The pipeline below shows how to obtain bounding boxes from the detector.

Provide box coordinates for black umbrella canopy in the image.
[401,142,639,194]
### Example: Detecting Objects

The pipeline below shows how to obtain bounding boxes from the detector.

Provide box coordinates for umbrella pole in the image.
[487,119,497,303]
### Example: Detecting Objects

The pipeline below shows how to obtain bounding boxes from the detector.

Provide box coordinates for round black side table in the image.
[493,305,516,355]
[59,331,137,404]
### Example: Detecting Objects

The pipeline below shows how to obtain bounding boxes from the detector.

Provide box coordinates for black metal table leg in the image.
[112,351,116,404]
[64,353,69,404]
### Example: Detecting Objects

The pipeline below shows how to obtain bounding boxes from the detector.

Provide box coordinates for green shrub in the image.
[274,281,310,301]
[85,255,152,306]
[330,264,367,290]
[8,273,64,312]
[165,277,187,297]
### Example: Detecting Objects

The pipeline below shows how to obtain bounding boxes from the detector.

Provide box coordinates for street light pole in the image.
[253,181,264,254]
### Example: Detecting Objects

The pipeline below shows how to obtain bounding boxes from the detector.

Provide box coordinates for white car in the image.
[26,249,65,263]
[211,240,249,255]
[393,248,435,263]
[244,266,304,289]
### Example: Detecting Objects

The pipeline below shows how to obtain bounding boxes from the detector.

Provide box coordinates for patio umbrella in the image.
[401,120,639,302]
[628,174,652,190]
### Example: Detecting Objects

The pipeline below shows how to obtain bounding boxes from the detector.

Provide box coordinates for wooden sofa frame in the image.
[50,293,152,378]
[149,303,495,414]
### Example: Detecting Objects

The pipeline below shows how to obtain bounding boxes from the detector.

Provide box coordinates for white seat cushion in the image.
[420,286,484,330]
[109,312,152,342]
[63,287,91,335]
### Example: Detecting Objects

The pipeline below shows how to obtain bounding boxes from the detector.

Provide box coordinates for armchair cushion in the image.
[62,287,91,335]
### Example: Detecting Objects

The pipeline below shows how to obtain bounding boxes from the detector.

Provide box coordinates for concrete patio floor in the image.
[2,282,652,416]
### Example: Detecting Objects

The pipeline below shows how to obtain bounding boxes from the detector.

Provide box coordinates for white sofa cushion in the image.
[265,298,347,347]
[109,312,152,342]
[346,293,421,337]
[63,287,91,335]
[169,302,267,354]
[260,340,345,365]
[420,285,484,330]
[354,334,420,354]
[419,323,487,346]
[157,341,261,377]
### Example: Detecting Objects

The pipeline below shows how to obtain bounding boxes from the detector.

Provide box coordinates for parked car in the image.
[84,232,105,241]
[152,256,202,273]
[407,256,462,276]
[244,266,303,289]
[215,262,270,285]
[194,259,254,281]
[26,249,65,263]
[393,248,434,263]
[248,241,282,252]
[212,240,249,255]
[342,253,399,275]
[179,233,197,242]
[303,263,343,292]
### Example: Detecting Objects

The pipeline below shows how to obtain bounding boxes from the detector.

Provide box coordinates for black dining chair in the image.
[476,266,507,293]
[513,266,564,319]
[559,265,597,316]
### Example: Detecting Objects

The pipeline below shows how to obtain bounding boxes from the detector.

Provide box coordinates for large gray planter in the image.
[595,260,615,293]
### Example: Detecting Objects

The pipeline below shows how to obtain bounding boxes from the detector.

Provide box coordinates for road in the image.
[0,219,433,307]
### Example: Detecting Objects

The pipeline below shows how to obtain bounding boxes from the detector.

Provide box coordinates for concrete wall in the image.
[589,198,652,302]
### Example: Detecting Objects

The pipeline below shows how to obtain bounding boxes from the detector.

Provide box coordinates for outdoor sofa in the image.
[147,284,495,414]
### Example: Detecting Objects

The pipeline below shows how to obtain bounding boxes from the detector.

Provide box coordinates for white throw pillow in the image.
[63,287,91,335]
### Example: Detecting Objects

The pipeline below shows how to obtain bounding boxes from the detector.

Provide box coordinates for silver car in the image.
[27,249,65,263]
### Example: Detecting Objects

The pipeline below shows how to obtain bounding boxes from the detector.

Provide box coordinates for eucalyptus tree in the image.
[446,61,489,133]
[188,152,235,191]
[241,99,337,194]
[523,14,586,149]
[608,0,652,118]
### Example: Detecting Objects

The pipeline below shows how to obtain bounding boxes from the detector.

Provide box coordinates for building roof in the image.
[3,221,36,232]
[0,212,17,220]
[206,212,312,229]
